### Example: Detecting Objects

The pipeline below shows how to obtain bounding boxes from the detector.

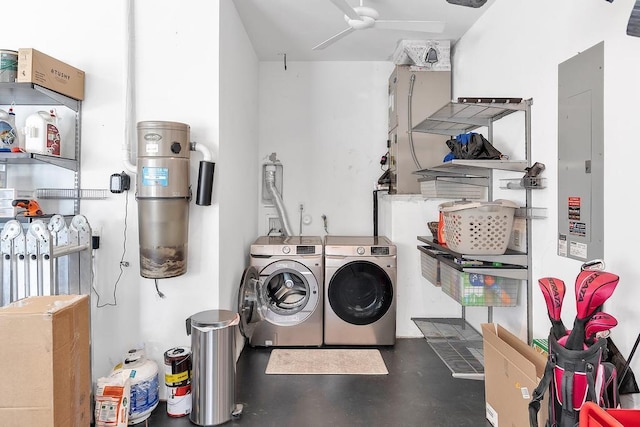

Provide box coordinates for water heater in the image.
[136,121,214,279]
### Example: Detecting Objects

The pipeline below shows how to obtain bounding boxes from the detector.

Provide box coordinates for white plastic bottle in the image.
[0,107,19,149]
[24,109,61,156]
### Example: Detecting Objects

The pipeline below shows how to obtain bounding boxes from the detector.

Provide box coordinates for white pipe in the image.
[122,0,137,174]
[190,142,212,162]
[265,165,294,237]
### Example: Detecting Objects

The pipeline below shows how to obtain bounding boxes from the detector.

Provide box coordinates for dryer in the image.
[324,236,397,346]
[238,236,323,347]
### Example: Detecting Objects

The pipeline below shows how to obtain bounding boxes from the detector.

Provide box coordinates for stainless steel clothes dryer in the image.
[238,236,323,347]
[324,236,397,346]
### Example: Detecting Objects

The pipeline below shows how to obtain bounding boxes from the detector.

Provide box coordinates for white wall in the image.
[258,61,394,237]
[5,0,260,398]
[378,194,463,337]
[219,0,260,311]
[454,0,640,374]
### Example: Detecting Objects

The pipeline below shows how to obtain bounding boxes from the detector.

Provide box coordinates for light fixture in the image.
[445,0,488,8]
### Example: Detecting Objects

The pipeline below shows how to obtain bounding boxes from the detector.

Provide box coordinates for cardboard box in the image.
[0,295,91,426]
[482,323,548,427]
[17,48,85,100]
[532,338,549,357]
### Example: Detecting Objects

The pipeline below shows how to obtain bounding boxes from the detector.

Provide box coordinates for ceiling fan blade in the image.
[375,20,446,33]
[374,19,445,33]
[329,0,362,21]
[312,27,356,50]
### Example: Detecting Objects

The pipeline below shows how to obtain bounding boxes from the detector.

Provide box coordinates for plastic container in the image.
[24,109,62,156]
[0,108,19,148]
[579,401,640,426]
[111,349,160,425]
[439,199,518,255]
[0,50,17,83]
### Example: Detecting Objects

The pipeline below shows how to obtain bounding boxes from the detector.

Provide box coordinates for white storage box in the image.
[439,199,518,255]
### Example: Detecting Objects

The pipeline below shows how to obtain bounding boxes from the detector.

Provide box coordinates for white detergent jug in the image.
[24,109,61,156]
[0,107,19,149]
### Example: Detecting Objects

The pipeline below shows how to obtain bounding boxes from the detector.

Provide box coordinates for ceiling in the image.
[232,0,496,62]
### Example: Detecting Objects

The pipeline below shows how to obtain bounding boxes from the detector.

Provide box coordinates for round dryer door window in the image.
[328,260,393,326]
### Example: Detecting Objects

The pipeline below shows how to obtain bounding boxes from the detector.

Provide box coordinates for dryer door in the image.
[328,260,393,325]
[238,266,264,339]
[258,259,319,326]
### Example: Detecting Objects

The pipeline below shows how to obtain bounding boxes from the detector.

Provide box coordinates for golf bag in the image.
[528,334,618,427]
[529,264,620,427]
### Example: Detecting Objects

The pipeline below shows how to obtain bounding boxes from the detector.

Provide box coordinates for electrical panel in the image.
[557,42,604,261]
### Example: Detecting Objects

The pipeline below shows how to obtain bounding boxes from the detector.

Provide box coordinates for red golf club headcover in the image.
[538,277,566,321]
[585,312,617,339]
[574,270,619,320]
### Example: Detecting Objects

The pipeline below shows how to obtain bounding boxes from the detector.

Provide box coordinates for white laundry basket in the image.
[439,199,519,255]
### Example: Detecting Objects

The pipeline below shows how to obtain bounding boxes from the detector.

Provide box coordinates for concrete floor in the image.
[146,338,491,427]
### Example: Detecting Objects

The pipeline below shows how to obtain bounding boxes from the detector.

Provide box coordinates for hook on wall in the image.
[277,52,287,70]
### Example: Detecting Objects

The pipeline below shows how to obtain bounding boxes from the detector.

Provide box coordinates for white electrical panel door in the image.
[557,42,604,261]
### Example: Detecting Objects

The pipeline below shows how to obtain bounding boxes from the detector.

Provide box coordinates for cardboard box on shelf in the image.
[0,295,90,427]
[17,48,85,100]
[532,338,549,357]
[482,323,548,427]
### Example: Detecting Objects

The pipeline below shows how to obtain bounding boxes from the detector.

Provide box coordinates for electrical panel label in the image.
[558,234,567,257]
[570,241,588,259]
[568,197,581,220]
[569,221,586,237]
[142,167,169,187]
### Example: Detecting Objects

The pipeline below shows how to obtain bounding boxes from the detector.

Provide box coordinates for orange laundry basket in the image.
[579,402,640,426]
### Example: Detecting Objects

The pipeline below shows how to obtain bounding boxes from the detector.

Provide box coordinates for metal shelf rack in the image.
[413,98,535,377]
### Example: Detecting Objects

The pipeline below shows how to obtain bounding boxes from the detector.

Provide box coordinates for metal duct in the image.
[264,165,294,237]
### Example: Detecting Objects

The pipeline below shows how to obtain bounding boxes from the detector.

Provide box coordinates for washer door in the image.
[237,266,264,339]
[259,260,319,326]
[328,260,393,326]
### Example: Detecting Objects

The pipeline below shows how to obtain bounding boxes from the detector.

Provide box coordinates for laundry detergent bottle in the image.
[0,107,19,150]
[24,109,61,156]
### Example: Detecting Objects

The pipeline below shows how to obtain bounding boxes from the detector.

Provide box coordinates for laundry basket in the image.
[439,199,518,255]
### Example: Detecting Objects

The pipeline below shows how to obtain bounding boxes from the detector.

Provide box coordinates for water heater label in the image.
[142,167,169,187]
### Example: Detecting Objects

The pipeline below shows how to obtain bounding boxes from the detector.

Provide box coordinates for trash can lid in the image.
[190,309,239,329]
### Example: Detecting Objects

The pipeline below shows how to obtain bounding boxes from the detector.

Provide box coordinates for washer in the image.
[238,235,323,347]
[324,236,397,346]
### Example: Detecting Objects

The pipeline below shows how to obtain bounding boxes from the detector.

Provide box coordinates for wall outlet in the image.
[267,217,282,236]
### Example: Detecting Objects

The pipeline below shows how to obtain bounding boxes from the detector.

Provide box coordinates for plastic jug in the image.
[0,107,19,150]
[24,109,61,156]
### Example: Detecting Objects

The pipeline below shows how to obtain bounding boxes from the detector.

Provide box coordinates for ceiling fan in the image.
[312,0,446,50]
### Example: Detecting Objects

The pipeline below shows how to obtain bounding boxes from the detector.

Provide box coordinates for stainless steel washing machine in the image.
[238,235,323,347]
[324,236,397,346]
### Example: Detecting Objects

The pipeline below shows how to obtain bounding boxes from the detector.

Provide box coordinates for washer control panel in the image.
[371,246,390,256]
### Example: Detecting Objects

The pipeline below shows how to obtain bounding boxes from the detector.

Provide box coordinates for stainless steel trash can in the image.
[186,309,240,426]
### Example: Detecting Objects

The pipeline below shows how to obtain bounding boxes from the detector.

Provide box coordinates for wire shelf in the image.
[34,188,110,200]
